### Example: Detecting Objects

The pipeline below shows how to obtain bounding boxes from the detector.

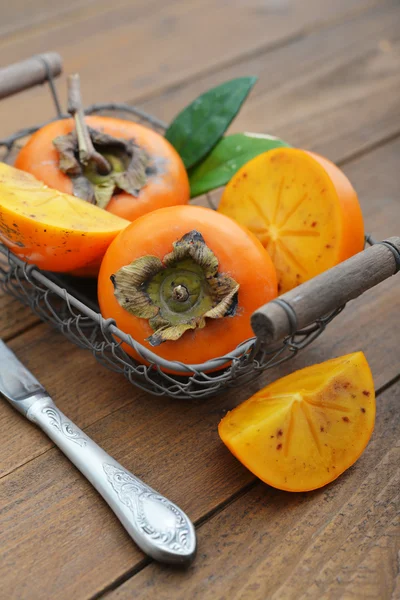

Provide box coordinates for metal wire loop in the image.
[21,262,37,280]
[99,317,117,335]
[34,54,63,118]
[376,241,400,273]
[269,298,298,335]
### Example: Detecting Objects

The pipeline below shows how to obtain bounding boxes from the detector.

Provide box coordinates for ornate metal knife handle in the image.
[26,395,196,565]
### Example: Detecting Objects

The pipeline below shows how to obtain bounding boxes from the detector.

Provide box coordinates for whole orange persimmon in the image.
[98,205,278,367]
[15,115,190,222]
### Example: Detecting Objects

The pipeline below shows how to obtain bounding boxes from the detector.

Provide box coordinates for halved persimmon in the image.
[98,205,278,366]
[218,148,365,294]
[219,352,375,492]
[0,162,128,272]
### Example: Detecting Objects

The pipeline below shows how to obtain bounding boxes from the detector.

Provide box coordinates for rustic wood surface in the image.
[0,2,399,599]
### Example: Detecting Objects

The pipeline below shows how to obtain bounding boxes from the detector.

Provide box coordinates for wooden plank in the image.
[0,0,378,138]
[108,380,400,600]
[0,0,165,41]
[339,516,400,599]
[0,449,141,600]
[0,139,399,599]
[141,0,400,163]
[302,511,400,598]
[0,285,38,340]
[0,0,96,38]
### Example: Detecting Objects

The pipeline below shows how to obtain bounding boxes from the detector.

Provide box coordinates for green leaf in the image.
[188,133,290,197]
[165,77,258,169]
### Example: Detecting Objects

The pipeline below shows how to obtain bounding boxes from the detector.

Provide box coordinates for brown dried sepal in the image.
[111,230,240,346]
[53,127,150,208]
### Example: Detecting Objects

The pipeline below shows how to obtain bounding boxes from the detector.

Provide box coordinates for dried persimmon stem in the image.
[67,74,111,175]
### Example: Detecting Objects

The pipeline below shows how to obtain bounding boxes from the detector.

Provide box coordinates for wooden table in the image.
[1,1,399,598]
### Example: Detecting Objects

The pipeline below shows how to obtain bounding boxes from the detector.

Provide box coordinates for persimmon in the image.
[218,147,365,294]
[0,162,128,272]
[219,352,375,492]
[15,115,189,220]
[15,76,189,224]
[98,205,278,366]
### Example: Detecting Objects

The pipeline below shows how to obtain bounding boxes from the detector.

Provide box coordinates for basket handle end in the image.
[251,236,400,344]
[0,53,63,101]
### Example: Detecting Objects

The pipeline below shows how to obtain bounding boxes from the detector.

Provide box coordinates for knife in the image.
[0,340,196,565]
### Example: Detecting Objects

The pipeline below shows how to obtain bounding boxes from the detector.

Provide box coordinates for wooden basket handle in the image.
[251,236,400,344]
[0,53,62,100]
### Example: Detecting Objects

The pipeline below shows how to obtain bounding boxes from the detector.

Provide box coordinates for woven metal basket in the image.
[1,54,399,400]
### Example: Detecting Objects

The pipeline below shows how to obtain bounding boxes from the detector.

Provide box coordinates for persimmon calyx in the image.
[53,73,151,208]
[53,126,150,208]
[111,230,240,346]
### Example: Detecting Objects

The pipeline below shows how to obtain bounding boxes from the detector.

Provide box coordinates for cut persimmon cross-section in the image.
[0,162,129,272]
[219,352,375,492]
[218,148,365,294]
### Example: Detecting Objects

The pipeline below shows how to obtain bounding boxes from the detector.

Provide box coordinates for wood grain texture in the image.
[0,0,379,138]
[0,290,38,340]
[0,0,98,38]
[0,141,399,599]
[105,380,400,600]
[338,515,400,599]
[301,505,400,598]
[142,0,400,163]
[0,0,164,41]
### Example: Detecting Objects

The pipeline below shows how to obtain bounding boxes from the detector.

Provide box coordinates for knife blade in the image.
[0,340,45,405]
[0,340,196,565]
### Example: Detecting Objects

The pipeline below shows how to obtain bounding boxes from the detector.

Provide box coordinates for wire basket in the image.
[1,54,399,400]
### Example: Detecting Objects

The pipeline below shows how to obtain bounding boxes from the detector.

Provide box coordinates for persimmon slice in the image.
[218,352,375,492]
[218,148,365,294]
[0,162,128,272]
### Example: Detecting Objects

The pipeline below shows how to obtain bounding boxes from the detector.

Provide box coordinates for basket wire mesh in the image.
[0,64,349,399]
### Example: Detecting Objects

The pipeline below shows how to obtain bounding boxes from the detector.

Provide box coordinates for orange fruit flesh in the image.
[218,352,375,492]
[0,162,129,272]
[218,148,364,294]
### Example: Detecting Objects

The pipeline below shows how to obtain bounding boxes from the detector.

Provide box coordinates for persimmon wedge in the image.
[218,148,365,294]
[219,352,375,492]
[0,162,129,272]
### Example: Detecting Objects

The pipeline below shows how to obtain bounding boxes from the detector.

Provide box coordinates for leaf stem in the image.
[67,74,111,175]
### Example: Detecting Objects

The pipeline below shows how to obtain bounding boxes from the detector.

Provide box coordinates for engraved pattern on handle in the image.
[0,341,197,564]
[103,464,192,554]
[42,407,87,447]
